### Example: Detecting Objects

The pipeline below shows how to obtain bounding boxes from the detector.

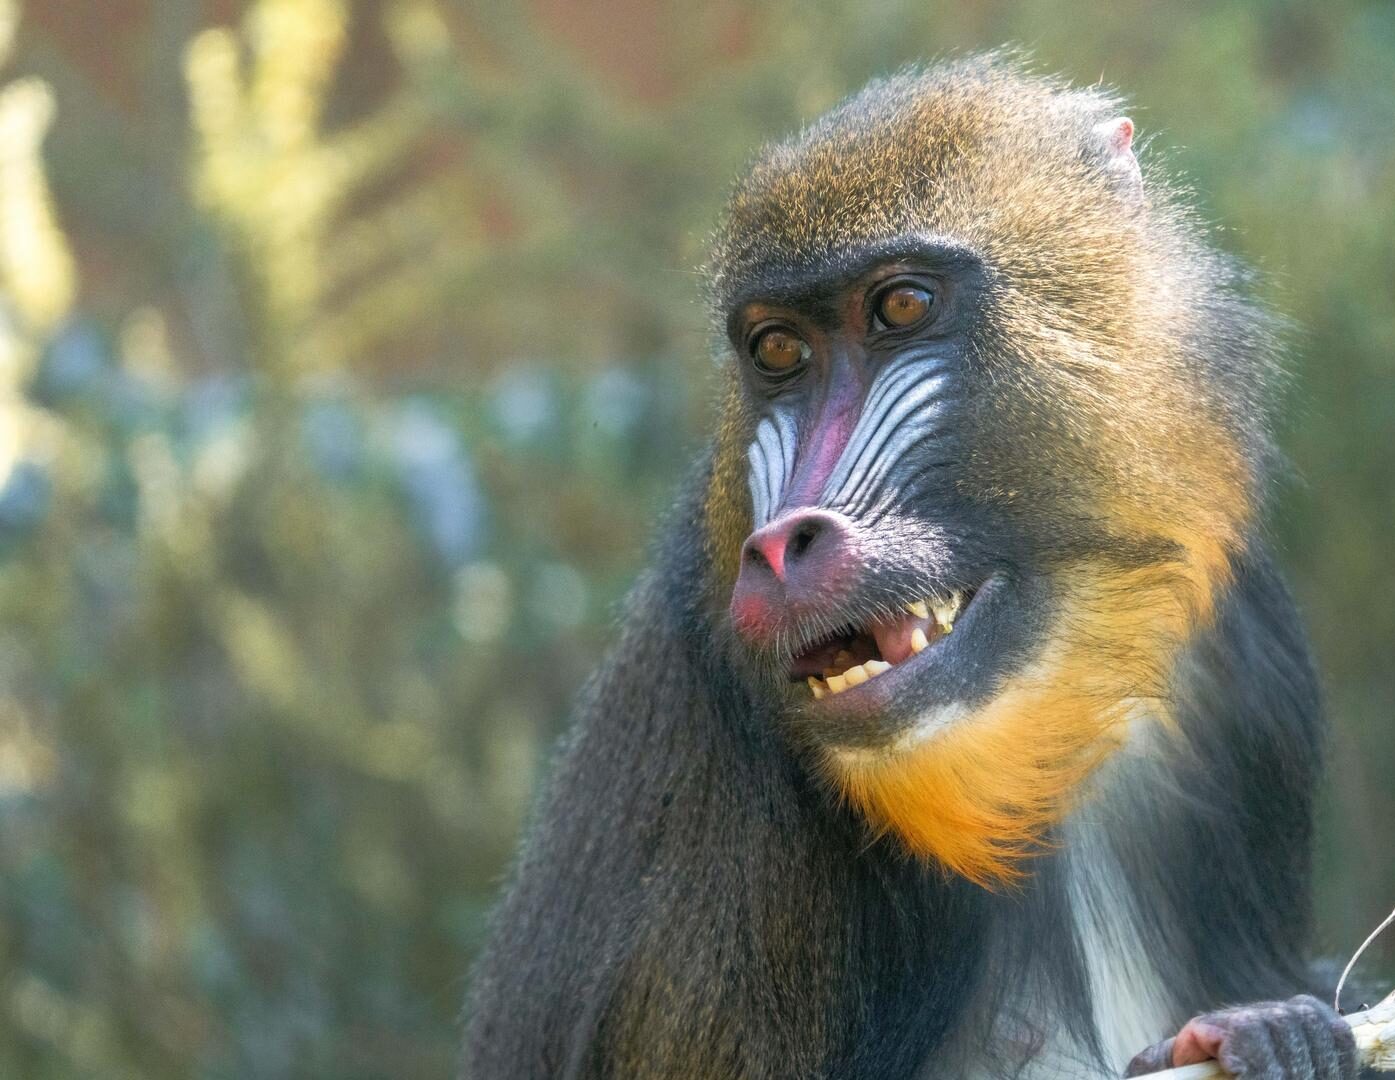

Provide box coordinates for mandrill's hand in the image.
[1124,995,1358,1079]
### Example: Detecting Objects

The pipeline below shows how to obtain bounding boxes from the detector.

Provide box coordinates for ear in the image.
[1092,116,1143,204]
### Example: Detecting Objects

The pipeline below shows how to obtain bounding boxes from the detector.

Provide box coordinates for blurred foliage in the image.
[0,0,1389,1076]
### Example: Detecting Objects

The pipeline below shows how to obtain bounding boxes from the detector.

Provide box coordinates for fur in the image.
[462,55,1323,1079]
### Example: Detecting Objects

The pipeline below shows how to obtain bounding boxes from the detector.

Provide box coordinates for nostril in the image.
[735,510,857,612]
[789,520,821,561]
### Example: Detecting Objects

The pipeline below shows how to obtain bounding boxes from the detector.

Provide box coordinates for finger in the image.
[1171,1018,1228,1066]
[1124,1037,1176,1076]
[1288,995,1357,1080]
[1213,1014,1282,1080]
[1261,1002,1316,1077]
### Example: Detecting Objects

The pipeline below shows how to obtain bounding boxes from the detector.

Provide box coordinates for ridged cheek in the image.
[818,360,954,516]
[746,411,799,528]
[745,358,956,531]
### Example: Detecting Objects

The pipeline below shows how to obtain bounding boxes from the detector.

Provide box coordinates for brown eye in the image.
[876,284,933,328]
[752,327,809,373]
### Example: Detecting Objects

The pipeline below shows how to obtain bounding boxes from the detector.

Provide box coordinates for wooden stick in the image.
[1147,988,1395,1078]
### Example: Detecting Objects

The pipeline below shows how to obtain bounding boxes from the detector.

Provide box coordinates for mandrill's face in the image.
[723,243,1035,748]
[703,68,1270,885]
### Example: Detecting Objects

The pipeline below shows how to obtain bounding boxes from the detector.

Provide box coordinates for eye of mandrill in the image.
[873,280,936,329]
[750,325,810,375]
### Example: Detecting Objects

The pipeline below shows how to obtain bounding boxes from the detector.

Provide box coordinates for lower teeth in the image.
[808,657,893,698]
[806,591,966,698]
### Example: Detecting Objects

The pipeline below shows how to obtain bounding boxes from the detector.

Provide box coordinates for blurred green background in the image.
[0,0,1390,1076]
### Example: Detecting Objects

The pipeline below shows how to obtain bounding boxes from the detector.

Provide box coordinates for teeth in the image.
[807,593,969,699]
[815,658,895,697]
[932,593,962,634]
[905,595,961,632]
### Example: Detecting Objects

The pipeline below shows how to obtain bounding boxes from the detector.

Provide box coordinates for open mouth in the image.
[790,589,976,698]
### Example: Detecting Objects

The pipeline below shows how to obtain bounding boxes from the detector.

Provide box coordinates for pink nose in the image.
[742,510,846,581]
[730,509,858,639]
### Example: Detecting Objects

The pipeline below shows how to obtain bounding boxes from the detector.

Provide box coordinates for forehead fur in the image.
[710,56,1135,307]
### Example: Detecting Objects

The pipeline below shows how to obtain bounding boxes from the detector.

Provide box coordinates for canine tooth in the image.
[843,664,869,687]
[833,649,853,667]
[910,627,929,654]
[864,659,891,677]
[905,600,929,619]
[826,673,848,694]
[808,676,827,700]
[932,594,961,634]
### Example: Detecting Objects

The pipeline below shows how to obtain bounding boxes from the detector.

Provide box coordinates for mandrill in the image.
[463,55,1360,1080]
